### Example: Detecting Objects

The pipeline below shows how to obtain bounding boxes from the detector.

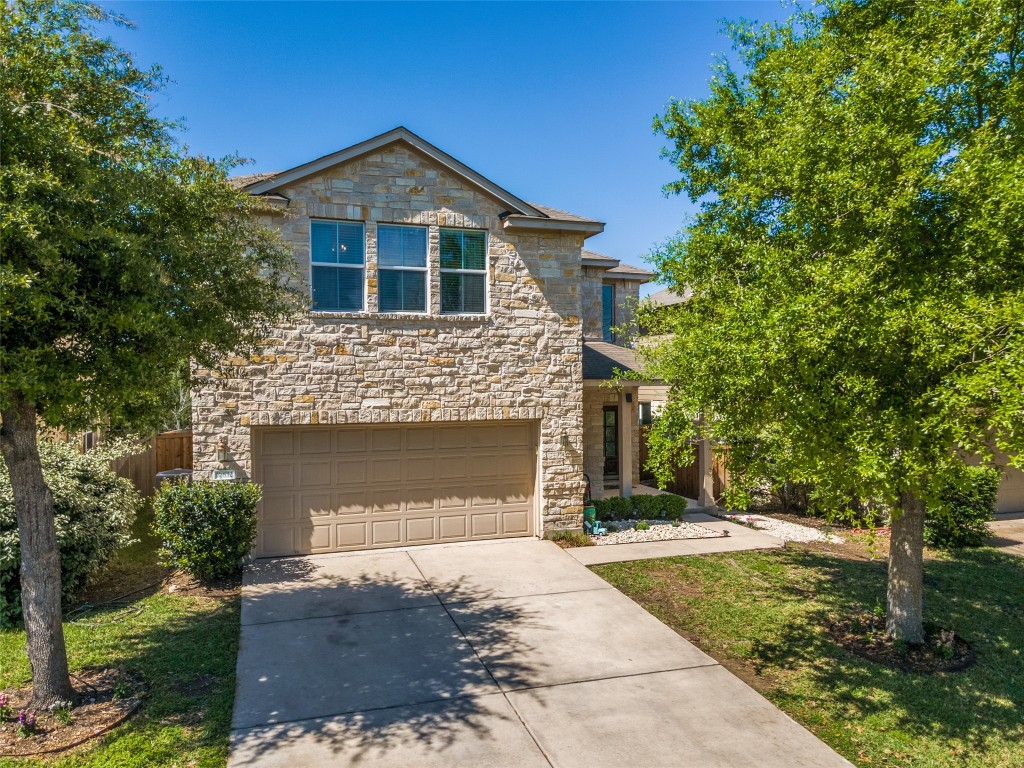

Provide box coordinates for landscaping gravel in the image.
[720,513,844,543]
[590,519,726,546]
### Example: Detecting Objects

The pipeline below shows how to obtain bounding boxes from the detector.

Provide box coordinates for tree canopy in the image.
[1,0,302,433]
[642,0,1024,641]
[0,0,303,706]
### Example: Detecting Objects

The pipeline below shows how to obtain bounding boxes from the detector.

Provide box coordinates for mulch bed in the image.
[163,570,241,598]
[0,668,142,757]
[829,613,974,673]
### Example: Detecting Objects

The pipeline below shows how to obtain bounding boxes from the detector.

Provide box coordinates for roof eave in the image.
[244,126,546,218]
[502,215,605,237]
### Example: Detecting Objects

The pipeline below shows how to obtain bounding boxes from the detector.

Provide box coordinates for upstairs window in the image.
[311,220,364,312]
[440,228,487,314]
[378,225,427,312]
[602,284,615,341]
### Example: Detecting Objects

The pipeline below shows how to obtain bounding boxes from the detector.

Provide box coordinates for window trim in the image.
[439,227,489,316]
[376,223,429,314]
[309,218,366,313]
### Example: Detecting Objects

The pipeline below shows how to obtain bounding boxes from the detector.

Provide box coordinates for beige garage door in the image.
[251,421,537,557]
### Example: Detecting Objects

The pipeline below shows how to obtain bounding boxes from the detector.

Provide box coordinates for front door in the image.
[603,406,619,478]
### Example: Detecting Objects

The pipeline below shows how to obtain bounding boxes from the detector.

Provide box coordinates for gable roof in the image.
[236,127,603,236]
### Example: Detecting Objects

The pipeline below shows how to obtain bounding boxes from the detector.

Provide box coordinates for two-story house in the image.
[192,127,653,557]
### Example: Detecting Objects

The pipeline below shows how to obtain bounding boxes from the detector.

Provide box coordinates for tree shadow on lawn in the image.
[227,555,545,766]
[745,546,1024,750]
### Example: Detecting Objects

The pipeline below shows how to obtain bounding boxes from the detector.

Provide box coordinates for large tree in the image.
[643,0,1024,643]
[0,1,301,706]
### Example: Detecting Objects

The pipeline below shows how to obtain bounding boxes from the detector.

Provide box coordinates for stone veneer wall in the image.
[580,267,642,342]
[582,388,640,500]
[192,143,586,531]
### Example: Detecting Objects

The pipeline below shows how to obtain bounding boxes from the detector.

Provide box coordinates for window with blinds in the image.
[440,228,487,314]
[310,220,365,312]
[378,225,427,312]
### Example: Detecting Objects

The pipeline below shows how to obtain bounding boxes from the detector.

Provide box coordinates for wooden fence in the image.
[111,429,193,497]
[639,429,731,502]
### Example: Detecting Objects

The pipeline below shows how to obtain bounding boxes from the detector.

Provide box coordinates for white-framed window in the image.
[310,219,365,312]
[377,224,428,313]
[440,228,487,314]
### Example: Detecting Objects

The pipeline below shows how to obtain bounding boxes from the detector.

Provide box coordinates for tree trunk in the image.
[886,490,926,644]
[0,395,76,707]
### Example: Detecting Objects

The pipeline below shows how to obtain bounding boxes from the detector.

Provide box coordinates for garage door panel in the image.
[261,463,295,490]
[262,494,297,523]
[405,456,436,482]
[471,484,502,507]
[406,517,435,542]
[310,524,331,551]
[503,484,530,504]
[261,431,295,456]
[335,429,367,453]
[371,458,402,483]
[300,461,332,487]
[470,455,499,478]
[438,456,468,480]
[503,454,532,477]
[501,423,532,447]
[405,488,437,512]
[302,492,333,517]
[470,426,501,448]
[439,515,468,539]
[438,488,469,509]
[335,459,367,485]
[371,429,402,452]
[372,520,402,545]
[336,522,367,548]
[300,429,332,454]
[336,491,369,515]
[406,429,435,451]
[253,422,536,556]
[259,526,295,557]
[370,489,402,514]
[502,510,530,535]
[471,513,499,537]
[438,429,468,449]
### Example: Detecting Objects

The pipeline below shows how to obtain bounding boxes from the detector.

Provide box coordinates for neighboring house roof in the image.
[232,126,604,237]
[646,287,691,306]
[583,339,644,381]
[580,249,655,282]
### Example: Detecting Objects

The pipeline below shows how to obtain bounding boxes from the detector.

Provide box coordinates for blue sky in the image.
[104,1,794,294]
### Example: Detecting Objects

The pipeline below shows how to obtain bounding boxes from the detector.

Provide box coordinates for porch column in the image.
[619,387,633,498]
[697,437,715,508]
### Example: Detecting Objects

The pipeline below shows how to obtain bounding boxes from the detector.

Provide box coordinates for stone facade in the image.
[192,142,587,531]
[580,266,642,342]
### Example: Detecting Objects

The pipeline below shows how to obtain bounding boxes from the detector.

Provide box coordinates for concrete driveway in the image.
[229,539,851,767]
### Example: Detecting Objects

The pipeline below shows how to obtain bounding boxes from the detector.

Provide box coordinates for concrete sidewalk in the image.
[990,512,1024,556]
[566,511,785,566]
[228,538,849,767]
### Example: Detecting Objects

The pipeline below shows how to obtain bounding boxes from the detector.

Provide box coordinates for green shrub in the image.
[635,521,651,531]
[925,465,998,550]
[593,494,690,521]
[153,481,261,579]
[1,438,141,628]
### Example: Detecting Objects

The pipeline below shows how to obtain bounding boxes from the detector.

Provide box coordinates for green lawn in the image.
[594,543,1024,768]
[0,507,240,767]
